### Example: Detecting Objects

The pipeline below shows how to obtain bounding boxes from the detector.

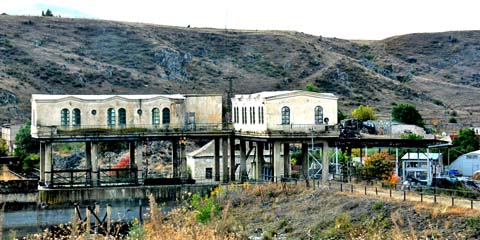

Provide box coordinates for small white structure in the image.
[1,124,21,153]
[402,152,442,184]
[449,150,480,177]
[231,90,338,133]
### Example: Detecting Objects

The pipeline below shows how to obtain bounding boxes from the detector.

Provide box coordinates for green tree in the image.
[44,9,53,17]
[352,105,376,121]
[338,110,347,122]
[305,83,320,92]
[391,103,424,127]
[0,139,8,157]
[13,121,39,170]
[449,117,457,123]
[451,128,479,161]
[362,151,394,180]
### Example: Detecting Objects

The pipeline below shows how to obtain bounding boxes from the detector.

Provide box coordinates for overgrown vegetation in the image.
[352,105,376,121]
[392,103,425,127]
[13,121,39,171]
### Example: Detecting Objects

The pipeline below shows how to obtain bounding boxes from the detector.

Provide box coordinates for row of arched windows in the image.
[281,106,324,125]
[60,107,171,127]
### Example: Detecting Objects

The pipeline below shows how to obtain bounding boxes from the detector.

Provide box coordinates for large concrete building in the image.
[231,90,338,133]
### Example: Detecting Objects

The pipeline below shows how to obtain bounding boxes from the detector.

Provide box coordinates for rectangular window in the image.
[249,107,252,124]
[252,107,255,124]
[205,168,213,179]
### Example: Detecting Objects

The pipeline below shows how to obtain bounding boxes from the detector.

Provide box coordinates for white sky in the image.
[2,0,479,40]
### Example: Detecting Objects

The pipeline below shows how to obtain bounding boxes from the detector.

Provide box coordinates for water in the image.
[1,202,146,239]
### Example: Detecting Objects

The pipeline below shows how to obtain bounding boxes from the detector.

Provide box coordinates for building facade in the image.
[31,94,223,138]
[231,90,338,133]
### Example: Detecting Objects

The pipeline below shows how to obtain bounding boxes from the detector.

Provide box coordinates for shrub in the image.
[190,193,219,224]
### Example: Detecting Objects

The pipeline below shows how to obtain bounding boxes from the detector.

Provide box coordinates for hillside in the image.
[1,15,480,126]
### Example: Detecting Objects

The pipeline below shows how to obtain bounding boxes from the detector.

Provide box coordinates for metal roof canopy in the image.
[330,138,447,148]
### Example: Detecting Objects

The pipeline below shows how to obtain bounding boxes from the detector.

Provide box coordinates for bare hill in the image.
[1,15,479,125]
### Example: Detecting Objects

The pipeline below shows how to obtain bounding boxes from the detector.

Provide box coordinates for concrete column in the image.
[136,141,144,183]
[222,138,229,183]
[172,139,178,178]
[129,141,136,181]
[283,143,290,178]
[180,144,186,179]
[85,141,92,185]
[273,141,283,182]
[214,138,220,181]
[45,142,53,187]
[256,142,264,181]
[239,139,247,182]
[92,142,99,186]
[230,136,236,181]
[39,142,45,184]
[301,143,308,179]
[322,141,330,183]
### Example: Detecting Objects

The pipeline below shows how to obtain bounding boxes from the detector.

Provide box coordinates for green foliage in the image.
[305,83,321,92]
[42,9,53,17]
[0,139,8,157]
[190,193,219,224]
[337,110,347,121]
[14,121,39,171]
[451,128,479,160]
[400,133,424,139]
[449,117,457,123]
[127,219,146,240]
[371,202,383,210]
[352,105,376,121]
[391,103,424,127]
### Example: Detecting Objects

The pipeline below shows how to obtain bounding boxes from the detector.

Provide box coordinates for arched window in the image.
[162,108,170,124]
[72,108,81,126]
[61,108,70,126]
[118,108,126,126]
[152,108,160,125]
[314,106,323,124]
[107,108,116,126]
[281,106,290,125]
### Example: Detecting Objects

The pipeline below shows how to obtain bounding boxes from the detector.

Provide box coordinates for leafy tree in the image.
[338,110,347,122]
[449,117,457,123]
[392,103,424,127]
[362,151,394,180]
[13,121,39,170]
[451,128,479,161]
[352,105,376,121]
[0,139,8,157]
[401,133,424,139]
[44,9,53,17]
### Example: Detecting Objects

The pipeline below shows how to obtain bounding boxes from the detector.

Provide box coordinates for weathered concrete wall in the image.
[38,184,218,205]
[184,95,223,126]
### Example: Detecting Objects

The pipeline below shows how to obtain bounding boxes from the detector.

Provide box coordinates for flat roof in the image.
[31,94,186,101]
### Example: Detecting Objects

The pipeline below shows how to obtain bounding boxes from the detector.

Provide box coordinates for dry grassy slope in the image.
[0,15,479,125]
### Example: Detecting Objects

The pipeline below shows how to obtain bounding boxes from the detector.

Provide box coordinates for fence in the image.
[327,181,480,209]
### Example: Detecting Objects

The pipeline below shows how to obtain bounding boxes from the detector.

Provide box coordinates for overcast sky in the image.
[2,0,479,40]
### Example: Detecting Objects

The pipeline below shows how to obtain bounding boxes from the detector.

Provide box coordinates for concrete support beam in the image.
[239,140,247,182]
[222,138,229,183]
[45,142,53,187]
[214,138,220,181]
[256,142,264,181]
[273,141,282,182]
[39,142,45,184]
[172,139,178,178]
[283,143,290,178]
[180,144,187,179]
[321,141,330,183]
[301,143,308,179]
[136,141,144,183]
[129,141,136,180]
[230,136,236,181]
[85,142,92,185]
[91,142,99,186]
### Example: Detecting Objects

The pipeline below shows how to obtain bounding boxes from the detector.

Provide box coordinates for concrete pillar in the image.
[39,142,45,184]
[45,142,53,187]
[180,144,187,179]
[172,139,178,178]
[283,143,290,178]
[85,142,92,185]
[222,138,229,183]
[214,138,220,181]
[239,140,247,182]
[129,141,136,181]
[322,141,330,183]
[230,136,236,181]
[136,141,143,183]
[256,142,264,181]
[273,141,282,181]
[92,142,99,186]
[301,143,308,179]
